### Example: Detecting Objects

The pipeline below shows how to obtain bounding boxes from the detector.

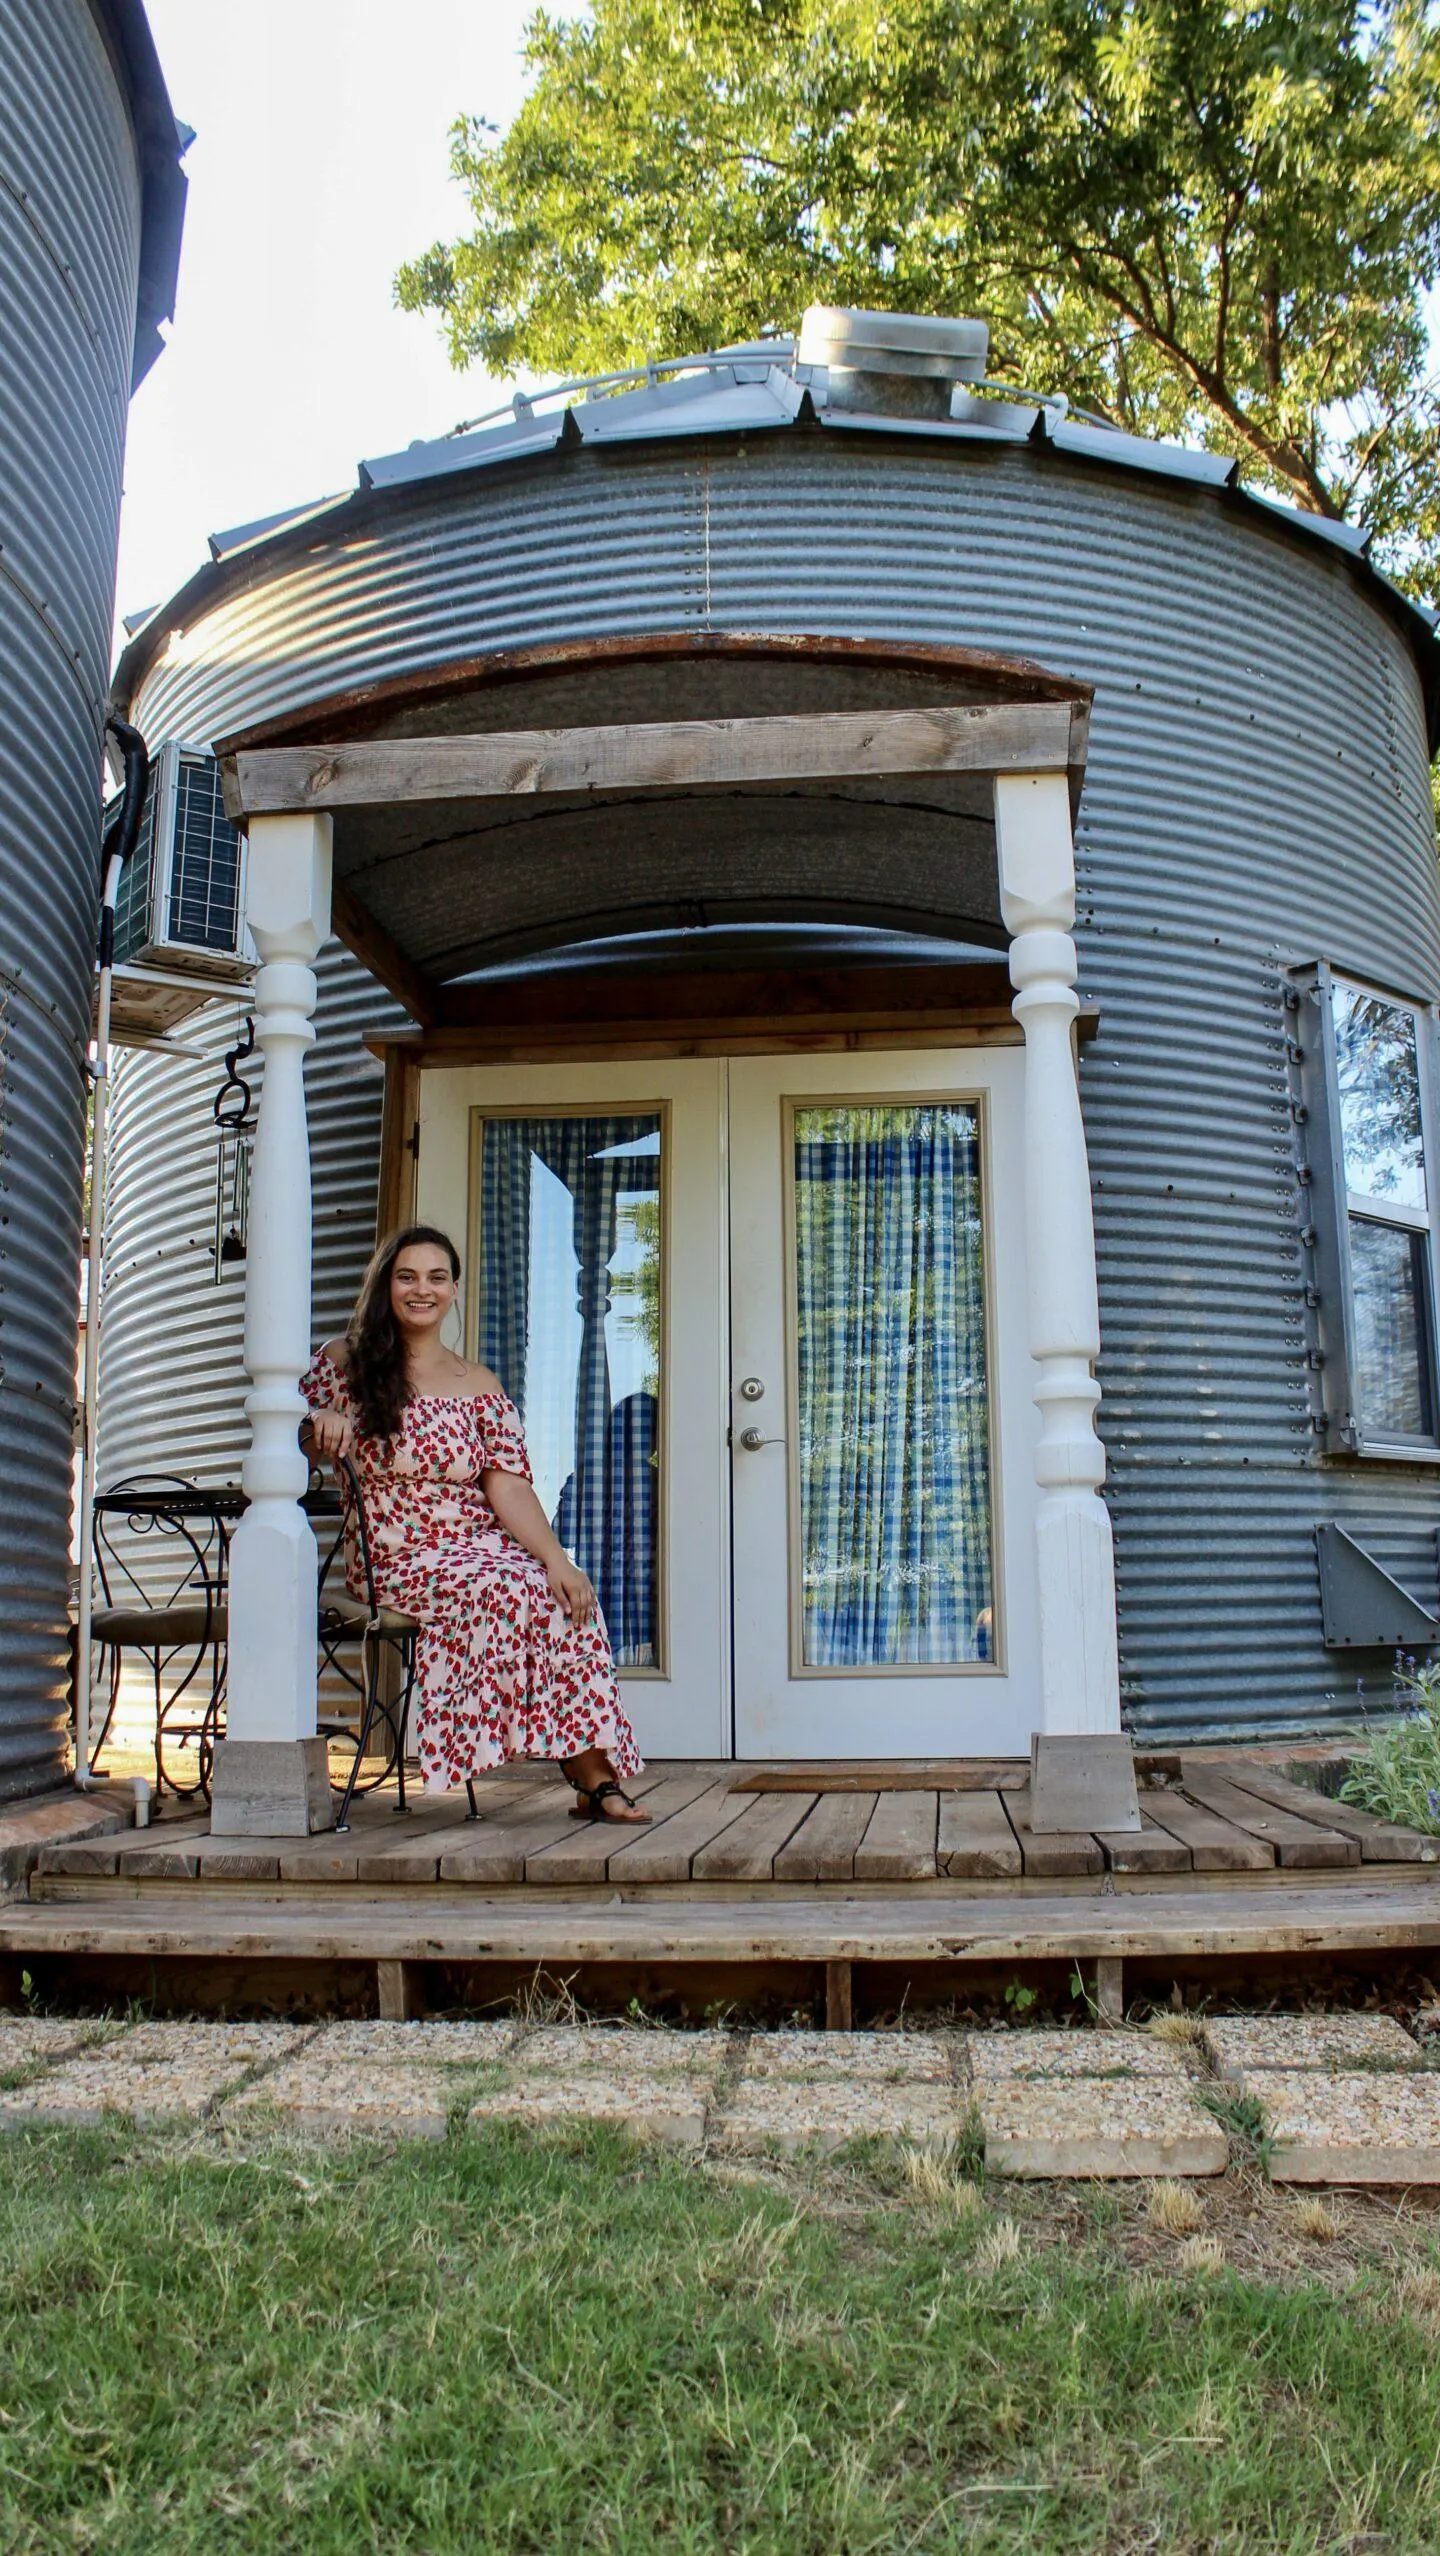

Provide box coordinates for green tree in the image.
[397,0,1440,589]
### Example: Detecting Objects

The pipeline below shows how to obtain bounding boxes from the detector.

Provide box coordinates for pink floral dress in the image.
[302,1347,643,1792]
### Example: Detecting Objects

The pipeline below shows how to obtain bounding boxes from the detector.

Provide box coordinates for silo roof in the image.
[112,338,1440,744]
[90,0,189,386]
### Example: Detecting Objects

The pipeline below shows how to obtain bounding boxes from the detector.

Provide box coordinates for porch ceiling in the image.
[216,639,1091,1024]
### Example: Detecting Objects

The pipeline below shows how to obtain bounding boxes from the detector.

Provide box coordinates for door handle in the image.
[738,1426,785,1451]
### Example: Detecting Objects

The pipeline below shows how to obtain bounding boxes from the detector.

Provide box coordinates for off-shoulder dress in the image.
[301,1346,643,1792]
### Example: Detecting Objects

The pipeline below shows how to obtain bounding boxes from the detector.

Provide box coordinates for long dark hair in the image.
[345,1225,461,1445]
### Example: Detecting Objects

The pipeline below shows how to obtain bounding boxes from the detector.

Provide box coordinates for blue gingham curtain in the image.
[479,1118,658,1664]
[794,1104,992,1667]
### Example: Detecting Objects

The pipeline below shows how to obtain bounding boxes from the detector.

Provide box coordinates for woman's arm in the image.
[483,1468,596,1625]
[300,1340,354,1460]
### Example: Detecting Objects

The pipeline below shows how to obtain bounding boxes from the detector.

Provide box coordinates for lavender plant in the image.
[1341,1656,1440,1835]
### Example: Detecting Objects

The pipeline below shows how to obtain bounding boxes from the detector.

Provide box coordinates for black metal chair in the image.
[309,1454,424,1833]
[89,1477,240,1799]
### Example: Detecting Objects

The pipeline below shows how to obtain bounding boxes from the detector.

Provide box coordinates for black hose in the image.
[97,716,149,970]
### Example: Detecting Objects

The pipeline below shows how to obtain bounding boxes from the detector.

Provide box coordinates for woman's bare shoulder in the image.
[318,1337,350,1370]
[461,1359,507,1399]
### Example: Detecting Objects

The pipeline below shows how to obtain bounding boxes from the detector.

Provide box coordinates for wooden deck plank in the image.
[1095,1809,1191,1876]
[1180,1766,1359,1869]
[937,1790,1024,1879]
[1138,1788,1274,1873]
[35,1813,210,1879]
[1003,1787,1104,1878]
[525,1771,718,1884]
[692,1792,819,1882]
[10,1875,1440,1965]
[773,1792,878,1882]
[733,1760,1027,1794]
[1213,1763,1440,1865]
[854,1790,938,1881]
[604,1781,751,1884]
[435,1778,603,1883]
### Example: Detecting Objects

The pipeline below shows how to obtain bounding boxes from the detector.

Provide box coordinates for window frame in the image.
[1290,959,1440,1462]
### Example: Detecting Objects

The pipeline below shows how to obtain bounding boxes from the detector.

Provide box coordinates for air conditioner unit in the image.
[103,743,253,1042]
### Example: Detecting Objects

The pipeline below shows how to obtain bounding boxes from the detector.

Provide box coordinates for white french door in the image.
[415,1047,1038,1760]
[728,1052,1039,1757]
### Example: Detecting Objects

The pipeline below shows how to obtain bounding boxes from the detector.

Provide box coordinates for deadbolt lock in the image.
[738,1376,765,1401]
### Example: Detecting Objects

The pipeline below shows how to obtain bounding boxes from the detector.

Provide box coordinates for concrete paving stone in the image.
[1246,2069,1440,2184]
[715,2078,962,2155]
[977,2078,1229,2178]
[0,2050,271,2127]
[225,2059,456,2138]
[516,2026,730,2080]
[1205,2014,1420,2080]
[311,2020,514,2064]
[743,2031,952,2083]
[115,2021,308,2067]
[469,2074,708,2147]
[966,2031,1187,2084]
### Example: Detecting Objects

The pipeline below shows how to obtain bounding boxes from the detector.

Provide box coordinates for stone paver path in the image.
[0,2010,1432,2178]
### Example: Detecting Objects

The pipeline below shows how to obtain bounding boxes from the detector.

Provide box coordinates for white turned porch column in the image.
[209,811,335,1836]
[993,771,1121,1736]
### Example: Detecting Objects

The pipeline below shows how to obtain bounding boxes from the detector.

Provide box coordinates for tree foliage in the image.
[396,0,1440,589]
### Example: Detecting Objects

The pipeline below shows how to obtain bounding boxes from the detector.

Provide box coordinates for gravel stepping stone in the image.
[311,2020,514,2063]
[967,2031,1187,2082]
[1246,2070,1440,2183]
[0,2016,119,2071]
[977,2077,1228,2178]
[116,2021,307,2066]
[715,2078,961,2154]
[226,2058,458,2137]
[1204,2014,1420,2079]
[469,2075,708,2146]
[743,2031,951,2083]
[516,2026,729,2080]
[0,2049,274,2126]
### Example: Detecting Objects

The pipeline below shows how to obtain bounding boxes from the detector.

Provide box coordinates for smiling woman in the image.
[300,1223,648,1820]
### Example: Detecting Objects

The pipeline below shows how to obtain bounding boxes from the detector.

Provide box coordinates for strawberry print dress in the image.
[302,1347,643,1791]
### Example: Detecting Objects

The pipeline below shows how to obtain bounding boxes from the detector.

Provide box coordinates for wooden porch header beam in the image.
[221,699,1083,821]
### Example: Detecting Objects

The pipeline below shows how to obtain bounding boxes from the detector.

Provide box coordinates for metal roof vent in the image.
[796,306,990,418]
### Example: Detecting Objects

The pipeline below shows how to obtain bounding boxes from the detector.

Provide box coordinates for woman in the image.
[301,1225,648,1821]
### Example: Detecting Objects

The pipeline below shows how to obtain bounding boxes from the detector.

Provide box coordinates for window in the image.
[1292,966,1440,1457]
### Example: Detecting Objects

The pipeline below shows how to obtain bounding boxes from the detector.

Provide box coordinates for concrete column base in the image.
[209,1737,335,1838]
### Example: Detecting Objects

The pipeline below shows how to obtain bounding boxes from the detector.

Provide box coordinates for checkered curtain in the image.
[479,1118,658,1664]
[794,1104,992,1667]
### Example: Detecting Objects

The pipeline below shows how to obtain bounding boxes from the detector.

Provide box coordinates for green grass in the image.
[0,2125,1437,2553]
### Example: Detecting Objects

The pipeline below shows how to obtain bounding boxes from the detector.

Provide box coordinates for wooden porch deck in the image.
[8,1756,1440,2020]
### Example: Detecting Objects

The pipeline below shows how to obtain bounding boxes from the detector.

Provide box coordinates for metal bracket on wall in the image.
[1314,1523,1440,1650]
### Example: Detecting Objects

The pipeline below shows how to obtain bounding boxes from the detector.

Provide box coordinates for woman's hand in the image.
[307,1406,353,1461]
[547,1555,597,1626]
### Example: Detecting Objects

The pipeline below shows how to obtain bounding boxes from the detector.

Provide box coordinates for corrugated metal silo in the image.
[109,375,1440,1744]
[0,0,184,1794]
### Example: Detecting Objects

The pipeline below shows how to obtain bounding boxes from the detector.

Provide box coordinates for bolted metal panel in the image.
[0,0,147,1793]
[124,427,1440,1743]
[98,949,405,1497]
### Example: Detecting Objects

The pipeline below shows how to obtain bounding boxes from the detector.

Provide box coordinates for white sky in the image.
[114,0,539,636]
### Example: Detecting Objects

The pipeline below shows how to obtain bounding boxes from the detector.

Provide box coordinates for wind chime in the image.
[212,1013,255,1279]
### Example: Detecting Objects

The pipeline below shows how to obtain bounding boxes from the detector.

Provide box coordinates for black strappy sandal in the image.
[564,1772,650,1823]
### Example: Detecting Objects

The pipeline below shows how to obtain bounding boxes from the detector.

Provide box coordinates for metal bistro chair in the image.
[309,1454,425,1833]
[89,1477,240,1799]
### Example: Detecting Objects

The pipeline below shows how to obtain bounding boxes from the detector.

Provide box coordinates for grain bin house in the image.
[98,309,1440,1840]
[0,0,185,1799]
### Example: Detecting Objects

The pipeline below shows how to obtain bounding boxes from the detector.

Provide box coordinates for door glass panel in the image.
[792,1102,993,1668]
[476,1114,661,1667]
[1332,981,1427,1211]
[1349,1215,1436,1439]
